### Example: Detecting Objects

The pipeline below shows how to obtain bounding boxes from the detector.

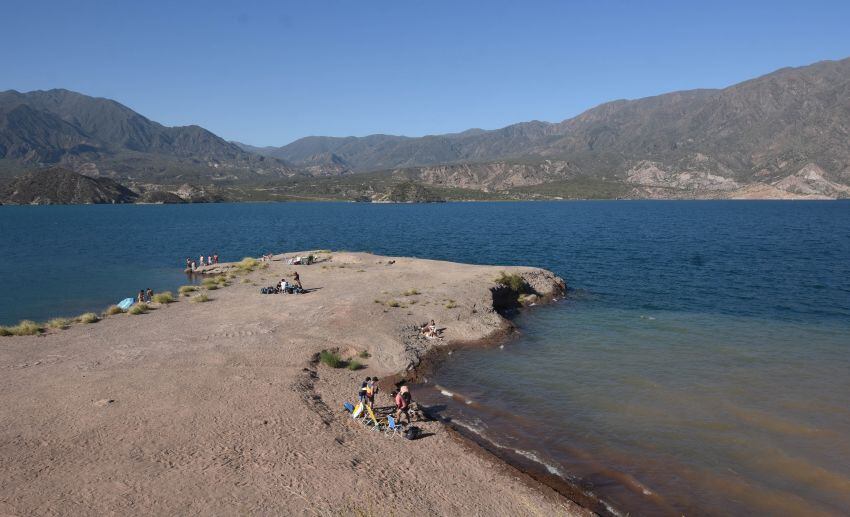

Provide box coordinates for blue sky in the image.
[3,0,850,146]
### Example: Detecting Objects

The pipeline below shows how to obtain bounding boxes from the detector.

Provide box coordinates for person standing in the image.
[137,289,145,304]
[367,377,379,409]
[199,255,205,267]
[293,271,302,290]
[358,379,370,407]
[145,288,153,303]
[395,385,411,425]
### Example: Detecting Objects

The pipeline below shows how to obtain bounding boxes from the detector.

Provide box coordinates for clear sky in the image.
[3,0,850,146]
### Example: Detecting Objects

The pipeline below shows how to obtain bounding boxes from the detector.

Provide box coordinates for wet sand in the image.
[0,251,587,516]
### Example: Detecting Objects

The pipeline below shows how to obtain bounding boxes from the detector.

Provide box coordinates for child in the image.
[365,377,375,409]
[367,377,379,409]
[358,379,370,407]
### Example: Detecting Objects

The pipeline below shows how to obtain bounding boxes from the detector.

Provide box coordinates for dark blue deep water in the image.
[1,201,849,515]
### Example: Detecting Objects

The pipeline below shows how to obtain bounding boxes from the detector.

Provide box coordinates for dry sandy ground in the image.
[0,252,587,516]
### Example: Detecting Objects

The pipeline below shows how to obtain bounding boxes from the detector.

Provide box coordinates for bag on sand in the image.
[404,426,421,440]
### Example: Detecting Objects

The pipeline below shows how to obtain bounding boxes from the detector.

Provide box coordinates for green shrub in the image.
[215,276,228,284]
[445,301,458,309]
[402,288,420,296]
[47,317,72,329]
[179,285,197,296]
[495,271,528,293]
[319,350,343,368]
[358,350,370,358]
[152,292,175,304]
[201,278,218,287]
[78,312,100,324]
[386,300,400,308]
[241,278,251,283]
[346,359,363,371]
[0,327,11,336]
[7,320,44,335]
[373,299,382,304]
[106,305,124,315]
[237,257,259,271]
[205,284,219,290]
[128,304,148,315]
[191,293,210,303]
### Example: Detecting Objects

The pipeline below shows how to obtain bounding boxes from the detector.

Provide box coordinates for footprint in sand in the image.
[93,399,115,407]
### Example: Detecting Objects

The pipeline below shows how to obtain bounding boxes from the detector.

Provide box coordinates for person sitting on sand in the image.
[420,319,438,339]
[145,288,153,303]
[138,289,145,304]
[279,278,288,293]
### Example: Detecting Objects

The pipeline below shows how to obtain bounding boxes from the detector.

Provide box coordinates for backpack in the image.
[404,426,421,440]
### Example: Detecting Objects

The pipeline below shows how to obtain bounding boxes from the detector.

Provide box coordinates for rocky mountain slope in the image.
[0,89,299,183]
[257,57,850,198]
[3,57,850,200]
[1,167,139,204]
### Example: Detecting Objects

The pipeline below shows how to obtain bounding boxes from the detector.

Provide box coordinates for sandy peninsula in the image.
[0,251,586,516]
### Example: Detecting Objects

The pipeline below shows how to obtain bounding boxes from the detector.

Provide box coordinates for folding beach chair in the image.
[363,404,382,432]
[385,415,403,437]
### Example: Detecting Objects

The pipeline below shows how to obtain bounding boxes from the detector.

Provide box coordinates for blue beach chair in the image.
[385,415,402,437]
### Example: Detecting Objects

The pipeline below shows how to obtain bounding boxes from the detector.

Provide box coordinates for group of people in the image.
[277,272,303,293]
[282,271,302,290]
[137,288,154,303]
[357,377,415,425]
[186,254,219,270]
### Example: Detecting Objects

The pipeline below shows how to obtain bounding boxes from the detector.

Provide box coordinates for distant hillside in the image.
[1,167,138,204]
[4,56,850,200]
[259,57,850,198]
[0,89,299,182]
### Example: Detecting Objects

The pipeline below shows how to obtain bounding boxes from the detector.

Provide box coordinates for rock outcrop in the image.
[1,167,138,204]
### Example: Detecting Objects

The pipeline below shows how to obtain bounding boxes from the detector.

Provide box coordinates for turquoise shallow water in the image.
[1,200,849,515]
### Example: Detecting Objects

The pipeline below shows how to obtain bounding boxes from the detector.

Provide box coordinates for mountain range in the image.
[0,89,297,184]
[3,56,850,201]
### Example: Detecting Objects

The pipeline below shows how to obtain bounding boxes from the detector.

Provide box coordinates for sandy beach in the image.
[0,251,586,516]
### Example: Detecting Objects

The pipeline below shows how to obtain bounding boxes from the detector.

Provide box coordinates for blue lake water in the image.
[1,201,849,515]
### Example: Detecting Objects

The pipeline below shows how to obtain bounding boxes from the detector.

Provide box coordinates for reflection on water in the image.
[418,307,850,515]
